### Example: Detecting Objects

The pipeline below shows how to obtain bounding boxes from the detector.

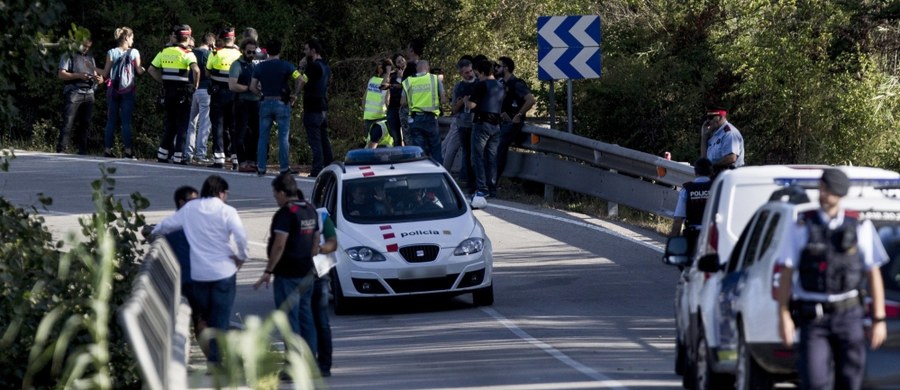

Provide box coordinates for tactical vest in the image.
[683,180,711,226]
[365,120,394,147]
[402,73,440,114]
[208,46,240,85]
[270,201,319,277]
[798,211,864,294]
[363,76,388,120]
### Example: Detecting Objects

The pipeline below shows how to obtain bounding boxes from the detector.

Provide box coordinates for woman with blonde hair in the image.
[101,27,145,159]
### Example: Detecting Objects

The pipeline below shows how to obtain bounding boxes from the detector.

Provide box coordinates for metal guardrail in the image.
[438,118,694,217]
[118,239,191,390]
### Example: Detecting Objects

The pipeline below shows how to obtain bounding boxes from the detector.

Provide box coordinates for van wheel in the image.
[695,330,734,390]
[473,283,494,306]
[736,328,773,390]
[331,273,354,315]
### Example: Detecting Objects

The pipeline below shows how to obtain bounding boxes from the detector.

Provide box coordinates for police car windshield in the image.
[342,173,466,224]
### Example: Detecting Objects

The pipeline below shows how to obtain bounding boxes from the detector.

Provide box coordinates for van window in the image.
[742,210,771,268]
[756,213,782,266]
[726,217,753,273]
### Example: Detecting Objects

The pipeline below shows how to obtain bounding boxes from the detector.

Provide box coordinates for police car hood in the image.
[338,213,483,252]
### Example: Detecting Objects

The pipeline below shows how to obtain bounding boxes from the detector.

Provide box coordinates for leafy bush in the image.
[0,153,149,388]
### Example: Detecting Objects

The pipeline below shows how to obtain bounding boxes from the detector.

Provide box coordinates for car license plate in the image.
[398,266,446,280]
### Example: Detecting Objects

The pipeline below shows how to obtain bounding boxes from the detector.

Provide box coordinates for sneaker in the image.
[281,168,299,175]
[209,163,224,169]
[231,154,239,170]
[257,170,267,177]
[474,190,489,198]
[320,370,331,378]
[196,157,210,164]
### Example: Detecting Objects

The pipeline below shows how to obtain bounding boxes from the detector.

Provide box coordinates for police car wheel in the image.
[472,283,494,306]
[736,327,773,390]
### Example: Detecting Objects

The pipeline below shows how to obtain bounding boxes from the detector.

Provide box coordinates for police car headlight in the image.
[346,246,386,262]
[453,238,484,255]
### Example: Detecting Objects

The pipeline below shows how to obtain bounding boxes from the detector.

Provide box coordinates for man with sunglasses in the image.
[700,107,744,175]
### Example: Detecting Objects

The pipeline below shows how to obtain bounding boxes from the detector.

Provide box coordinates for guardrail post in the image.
[544,184,555,202]
[608,169,619,218]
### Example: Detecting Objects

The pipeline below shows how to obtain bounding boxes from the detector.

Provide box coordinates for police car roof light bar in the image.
[344,146,428,166]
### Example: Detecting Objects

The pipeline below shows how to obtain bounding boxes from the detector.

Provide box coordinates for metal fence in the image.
[118,239,191,390]
[439,118,694,217]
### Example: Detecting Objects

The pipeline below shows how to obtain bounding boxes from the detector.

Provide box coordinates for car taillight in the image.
[771,263,782,300]
[709,222,718,252]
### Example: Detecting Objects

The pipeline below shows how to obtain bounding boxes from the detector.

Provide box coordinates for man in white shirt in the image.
[152,175,249,365]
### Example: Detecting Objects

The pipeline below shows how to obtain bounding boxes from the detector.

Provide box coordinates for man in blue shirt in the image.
[250,39,302,176]
[701,107,745,175]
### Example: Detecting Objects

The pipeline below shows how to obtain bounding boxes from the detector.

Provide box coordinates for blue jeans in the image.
[409,114,443,164]
[386,107,403,146]
[184,88,211,160]
[258,99,292,172]
[104,91,135,150]
[273,276,317,355]
[57,90,94,154]
[472,122,499,194]
[303,111,334,175]
[312,276,332,372]
[191,274,237,363]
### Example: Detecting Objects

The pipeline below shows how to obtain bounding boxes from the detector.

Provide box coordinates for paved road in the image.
[1,152,682,389]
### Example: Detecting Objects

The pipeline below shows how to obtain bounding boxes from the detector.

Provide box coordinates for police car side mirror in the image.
[663,236,691,267]
[697,254,723,273]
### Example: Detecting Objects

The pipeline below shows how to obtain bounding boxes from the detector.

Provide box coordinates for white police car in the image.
[310,147,494,314]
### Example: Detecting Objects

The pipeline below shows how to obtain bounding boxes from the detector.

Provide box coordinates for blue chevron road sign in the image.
[537,15,602,80]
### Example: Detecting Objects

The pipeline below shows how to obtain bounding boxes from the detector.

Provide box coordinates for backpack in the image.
[110,49,136,95]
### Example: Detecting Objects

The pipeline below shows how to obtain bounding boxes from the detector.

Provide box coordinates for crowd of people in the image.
[57,29,538,195]
[56,25,335,178]
[148,173,336,379]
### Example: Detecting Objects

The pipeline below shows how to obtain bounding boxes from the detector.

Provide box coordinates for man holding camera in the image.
[57,37,104,155]
[148,25,200,164]
[700,107,744,175]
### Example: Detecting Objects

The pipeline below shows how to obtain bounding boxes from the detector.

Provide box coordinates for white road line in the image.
[479,307,628,389]
[486,203,664,254]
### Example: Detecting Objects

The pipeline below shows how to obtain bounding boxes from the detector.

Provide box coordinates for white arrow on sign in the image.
[571,47,600,78]
[571,16,599,47]
[537,16,567,48]
[538,47,567,80]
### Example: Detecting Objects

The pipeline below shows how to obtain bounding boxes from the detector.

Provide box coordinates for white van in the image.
[665,166,900,389]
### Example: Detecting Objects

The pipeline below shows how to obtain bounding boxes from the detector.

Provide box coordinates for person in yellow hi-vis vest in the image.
[148,25,199,164]
[365,120,394,149]
[362,58,392,143]
[401,59,447,163]
[206,27,241,169]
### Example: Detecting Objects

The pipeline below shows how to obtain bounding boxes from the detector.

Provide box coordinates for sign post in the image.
[537,15,602,133]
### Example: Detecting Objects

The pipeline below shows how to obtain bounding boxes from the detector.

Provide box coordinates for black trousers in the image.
[158,90,191,162]
[233,99,260,164]
[797,305,866,390]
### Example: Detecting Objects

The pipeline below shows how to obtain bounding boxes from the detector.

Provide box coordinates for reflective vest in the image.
[363,76,388,120]
[798,211,864,295]
[152,45,195,87]
[364,120,394,147]
[402,73,440,114]
[683,180,711,227]
[207,46,240,85]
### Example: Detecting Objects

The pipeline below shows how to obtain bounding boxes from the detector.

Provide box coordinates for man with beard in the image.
[495,56,535,190]
[229,38,261,173]
[299,39,334,178]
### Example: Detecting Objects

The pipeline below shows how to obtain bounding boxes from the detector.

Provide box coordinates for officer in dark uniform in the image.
[148,25,199,164]
[777,168,888,390]
[670,158,713,255]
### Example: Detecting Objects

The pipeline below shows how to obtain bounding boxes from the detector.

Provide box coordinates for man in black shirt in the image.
[496,57,536,189]
[300,39,334,178]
